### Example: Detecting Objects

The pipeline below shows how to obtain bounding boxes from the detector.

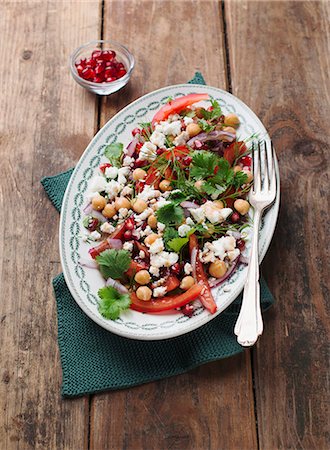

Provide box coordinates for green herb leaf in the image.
[191,151,219,179]
[162,227,179,250]
[98,286,131,320]
[83,215,91,228]
[167,190,186,204]
[233,170,248,188]
[104,143,124,168]
[156,203,184,226]
[167,237,189,253]
[198,119,215,133]
[96,249,131,280]
[201,99,222,121]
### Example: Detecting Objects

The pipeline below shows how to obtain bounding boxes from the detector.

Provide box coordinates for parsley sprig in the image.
[96,249,131,280]
[98,286,131,320]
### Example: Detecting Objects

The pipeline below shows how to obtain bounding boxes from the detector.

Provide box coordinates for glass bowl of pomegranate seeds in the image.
[70,40,135,95]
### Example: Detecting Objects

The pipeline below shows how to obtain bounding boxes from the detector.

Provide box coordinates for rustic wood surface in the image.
[0,1,329,449]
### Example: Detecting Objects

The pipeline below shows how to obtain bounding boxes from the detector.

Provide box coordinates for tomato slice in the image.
[145,166,161,189]
[125,260,147,277]
[189,234,217,314]
[130,284,203,313]
[223,141,247,166]
[151,94,209,126]
[164,275,180,292]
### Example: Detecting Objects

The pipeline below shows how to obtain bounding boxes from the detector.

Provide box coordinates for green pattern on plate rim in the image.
[60,84,279,339]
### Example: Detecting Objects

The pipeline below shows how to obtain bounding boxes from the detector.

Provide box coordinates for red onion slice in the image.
[90,210,107,223]
[125,138,138,157]
[79,258,99,269]
[187,130,235,146]
[83,203,93,215]
[190,247,198,281]
[106,278,129,294]
[180,201,199,209]
[209,256,240,288]
[106,238,123,249]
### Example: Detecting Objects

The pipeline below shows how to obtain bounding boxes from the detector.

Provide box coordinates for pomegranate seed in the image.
[240,156,252,167]
[94,76,105,83]
[181,304,194,317]
[86,58,97,68]
[117,69,127,78]
[171,263,181,275]
[102,50,116,60]
[117,62,125,69]
[99,162,112,173]
[76,64,84,74]
[231,212,240,223]
[104,67,117,77]
[79,58,87,66]
[236,239,245,250]
[125,218,135,231]
[182,156,192,166]
[95,63,105,74]
[132,127,141,137]
[87,218,99,232]
[208,106,214,111]
[105,77,117,82]
[92,50,102,59]
[81,67,95,80]
[156,148,164,155]
[134,159,147,168]
[123,230,132,240]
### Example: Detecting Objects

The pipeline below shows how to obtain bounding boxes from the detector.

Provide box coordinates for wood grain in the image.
[90,2,257,450]
[0,1,100,449]
[225,0,330,448]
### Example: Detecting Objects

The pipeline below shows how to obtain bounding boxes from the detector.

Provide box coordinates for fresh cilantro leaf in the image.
[96,249,131,280]
[167,237,189,253]
[156,203,184,226]
[98,286,131,320]
[139,122,152,130]
[201,99,222,121]
[191,151,219,179]
[233,170,248,188]
[163,227,179,250]
[104,142,123,168]
[83,215,91,228]
[168,190,186,204]
[181,109,196,118]
[198,119,215,133]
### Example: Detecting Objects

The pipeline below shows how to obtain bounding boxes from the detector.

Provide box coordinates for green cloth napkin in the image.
[41,72,274,398]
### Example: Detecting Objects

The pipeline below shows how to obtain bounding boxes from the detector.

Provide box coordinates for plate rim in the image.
[59,83,280,340]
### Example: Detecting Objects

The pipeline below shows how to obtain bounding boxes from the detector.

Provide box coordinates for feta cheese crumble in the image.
[153,286,167,298]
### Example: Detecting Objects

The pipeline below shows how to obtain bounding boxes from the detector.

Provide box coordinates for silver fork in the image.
[234,141,277,347]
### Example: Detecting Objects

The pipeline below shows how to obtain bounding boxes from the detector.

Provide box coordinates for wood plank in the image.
[90,2,257,449]
[225,1,330,448]
[0,1,101,449]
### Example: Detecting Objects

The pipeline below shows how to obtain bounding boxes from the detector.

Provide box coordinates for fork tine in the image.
[264,141,270,190]
[269,141,276,191]
[255,141,262,192]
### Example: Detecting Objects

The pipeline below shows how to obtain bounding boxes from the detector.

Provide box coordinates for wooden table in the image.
[1,1,329,449]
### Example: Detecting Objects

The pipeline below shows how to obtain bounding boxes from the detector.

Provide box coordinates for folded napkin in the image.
[41,72,274,397]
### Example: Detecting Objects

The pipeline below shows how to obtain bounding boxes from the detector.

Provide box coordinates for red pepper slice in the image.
[189,234,217,314]
[152,94,209,126]
[223,141,247,166]
[145,166,160,189]
[130,284,203,313]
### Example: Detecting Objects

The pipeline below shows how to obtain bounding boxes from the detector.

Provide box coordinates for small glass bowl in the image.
[69,40,135,96]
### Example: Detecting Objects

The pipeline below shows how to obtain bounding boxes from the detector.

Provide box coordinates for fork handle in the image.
[234,210,263,346]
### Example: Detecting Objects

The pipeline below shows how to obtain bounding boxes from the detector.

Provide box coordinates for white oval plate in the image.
[59,84,280,340]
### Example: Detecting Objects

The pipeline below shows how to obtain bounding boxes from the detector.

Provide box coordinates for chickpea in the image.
[132,168,147,181]
[147,214,158,229]
[102,203,116,218]
[234,199,250,215]
[92,194,107,211]
[132,198,148,213]
[159,179,172,192]
[194,180,204,191]
[115,197,131,211]
[186,122,202,138]
[224,113,240,128]
[180,276,195,291]
[223,126,236,135]
[134,270,151,285]
[233,165,242,173]
[136,286,152,301]
[209,260,227,278]
[243,169,253,183]
[144,233,159,246]
[213,200,224,209]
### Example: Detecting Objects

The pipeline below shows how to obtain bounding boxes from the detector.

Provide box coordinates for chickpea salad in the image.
[80,94,253,320]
